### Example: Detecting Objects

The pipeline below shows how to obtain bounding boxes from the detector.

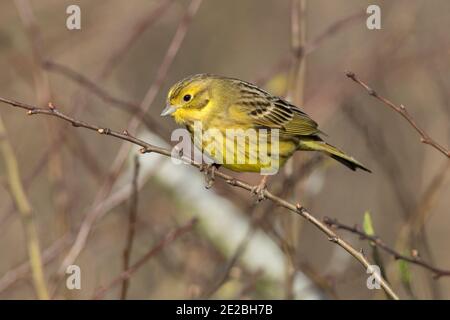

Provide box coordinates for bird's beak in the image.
[160,104,177,117]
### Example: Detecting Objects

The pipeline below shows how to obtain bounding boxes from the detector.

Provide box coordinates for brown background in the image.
[0,0,449,299]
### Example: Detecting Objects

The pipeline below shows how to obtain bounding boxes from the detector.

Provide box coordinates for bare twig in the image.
[43,61,165,136]
[15,0,71,245]
[0,235,71,293]
[57,0,203,276]
[288,0,307,104]
[0,96,399,299]
[256,10,365,86]
[120,156,140,300]
[346,71,450,158]
[0,115,49,299]
[201,219,256,298]
[284,0,307,299]
[97,0,175,78]
[323,217,450,279]
[93,218,198,299]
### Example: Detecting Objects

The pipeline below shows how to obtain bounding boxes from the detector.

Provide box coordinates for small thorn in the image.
[48,102,55,110]
[368,89,377,96]
[27,110,33,115]
[123,130,129,135]
[139,147,147,154]
[400,104,406,110]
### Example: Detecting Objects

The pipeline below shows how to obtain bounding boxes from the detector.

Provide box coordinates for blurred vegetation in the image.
[0,0,449,299]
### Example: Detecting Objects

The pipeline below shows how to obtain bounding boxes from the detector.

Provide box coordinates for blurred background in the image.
[0,0,449,299]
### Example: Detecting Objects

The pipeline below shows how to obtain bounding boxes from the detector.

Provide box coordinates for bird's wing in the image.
[231,85,320,136]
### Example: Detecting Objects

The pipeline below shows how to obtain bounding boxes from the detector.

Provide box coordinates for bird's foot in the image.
[199,163,220,189]
[251,176,269,202]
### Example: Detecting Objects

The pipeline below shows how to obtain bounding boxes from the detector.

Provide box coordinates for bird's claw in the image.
[199,163,219,189]
[251,182,267,202]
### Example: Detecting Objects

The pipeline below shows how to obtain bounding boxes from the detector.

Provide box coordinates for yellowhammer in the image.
[161,74,370,198]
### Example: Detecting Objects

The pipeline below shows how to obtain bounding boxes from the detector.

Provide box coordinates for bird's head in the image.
[161,74,214,123]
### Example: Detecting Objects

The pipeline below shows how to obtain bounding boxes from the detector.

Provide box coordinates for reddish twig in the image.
[323,217,450,279]
[93,218,198,299]
[346,71,450,158]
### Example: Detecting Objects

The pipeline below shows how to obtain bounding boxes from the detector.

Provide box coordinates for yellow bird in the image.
[161,74,370,196]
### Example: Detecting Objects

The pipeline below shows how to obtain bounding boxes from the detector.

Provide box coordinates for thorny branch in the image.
[346,71,450,158]
[0,96,399,300]
[323,217,450,279]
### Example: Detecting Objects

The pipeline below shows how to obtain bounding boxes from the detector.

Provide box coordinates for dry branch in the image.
[56,0,203,276]
[0,235,71,294]
[0,115,49,299]
[120,156,140,300]
[93,218,197,299]
[346,71,450,158]
[0,96,399,300]
[323,217,450,279]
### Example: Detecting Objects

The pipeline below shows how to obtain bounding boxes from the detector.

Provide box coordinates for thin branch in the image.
[97,0,175,78]
[284,0,307,299]
[0,115,49,299]
[288,0,307,104]
[120,156,140,300]
[93,218,198,300]
[56,0,203,276]
[0,96,399,300]
[43,61,164,136]
[323,217,450,279]
[201,219,256,298]
[0,235,71,294]
[346,71,450,158]
[256,10,365,86]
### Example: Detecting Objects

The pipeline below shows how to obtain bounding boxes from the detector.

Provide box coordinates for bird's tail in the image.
[299,139,371,173]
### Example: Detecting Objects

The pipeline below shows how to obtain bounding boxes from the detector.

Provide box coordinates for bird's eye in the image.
[183,94,192,102]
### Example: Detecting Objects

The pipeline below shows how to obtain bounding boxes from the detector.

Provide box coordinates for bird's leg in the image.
[251,175,269,201]
[199,163,221,189]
